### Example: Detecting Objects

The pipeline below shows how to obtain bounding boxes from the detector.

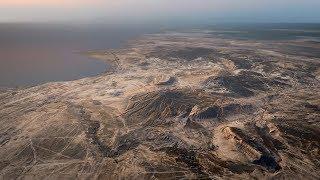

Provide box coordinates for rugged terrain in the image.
[0,31,320,179]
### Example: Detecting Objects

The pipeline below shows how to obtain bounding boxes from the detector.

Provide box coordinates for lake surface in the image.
[1,23,319,87]
[0,23,157,87]
[207,23,320,41]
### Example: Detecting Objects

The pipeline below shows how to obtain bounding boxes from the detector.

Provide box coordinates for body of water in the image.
[207,23,320,41]
[0,23,156,87]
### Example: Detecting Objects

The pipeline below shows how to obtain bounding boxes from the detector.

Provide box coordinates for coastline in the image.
[0,30,319,179]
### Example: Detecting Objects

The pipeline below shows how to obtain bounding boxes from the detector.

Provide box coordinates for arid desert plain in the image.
[1,30,320,179]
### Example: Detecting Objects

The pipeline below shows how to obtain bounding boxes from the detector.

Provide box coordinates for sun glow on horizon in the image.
[0,0,319,23]
[0,0,94,6]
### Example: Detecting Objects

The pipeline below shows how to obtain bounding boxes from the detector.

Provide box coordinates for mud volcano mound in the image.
[124,89,255,126]
[205,71,290,97]
[124,89,214,126]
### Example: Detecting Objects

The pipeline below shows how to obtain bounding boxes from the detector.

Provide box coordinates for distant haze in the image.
[0,0,320,23]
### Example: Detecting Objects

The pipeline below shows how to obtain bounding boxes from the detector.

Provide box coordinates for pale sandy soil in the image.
[0,31,319,179]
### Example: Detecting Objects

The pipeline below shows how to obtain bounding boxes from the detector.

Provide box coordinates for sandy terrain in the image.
[0,31,319,179]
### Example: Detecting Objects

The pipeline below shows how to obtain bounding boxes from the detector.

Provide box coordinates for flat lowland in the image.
[0,31,319,179]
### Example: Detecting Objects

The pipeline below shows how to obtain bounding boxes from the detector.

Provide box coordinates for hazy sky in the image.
[0,0,319,23]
